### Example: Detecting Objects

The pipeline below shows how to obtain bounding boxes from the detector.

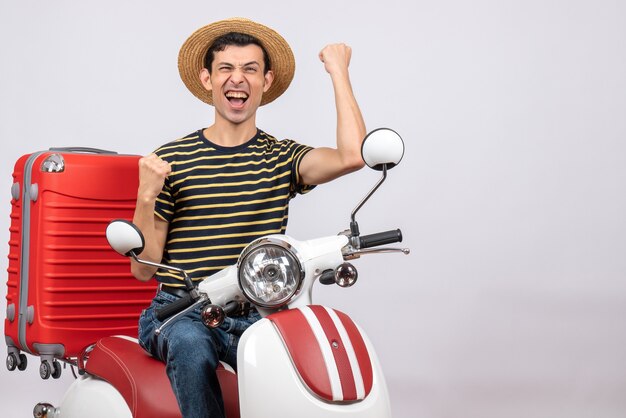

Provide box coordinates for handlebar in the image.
[359,229,402,249]
[155,294,196,321]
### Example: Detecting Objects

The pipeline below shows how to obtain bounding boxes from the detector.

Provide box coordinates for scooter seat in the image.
[85,336,240,418]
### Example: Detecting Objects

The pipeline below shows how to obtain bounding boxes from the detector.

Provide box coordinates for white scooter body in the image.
[56,320,391,418]
[52,234,392,418]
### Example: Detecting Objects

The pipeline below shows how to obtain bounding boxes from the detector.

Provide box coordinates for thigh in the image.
[162,313,218,362]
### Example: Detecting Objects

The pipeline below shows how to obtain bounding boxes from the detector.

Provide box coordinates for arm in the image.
[298,43,366,185]
[130,153,171,282]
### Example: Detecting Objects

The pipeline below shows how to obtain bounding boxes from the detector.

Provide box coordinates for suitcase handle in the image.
[48,147,118,155]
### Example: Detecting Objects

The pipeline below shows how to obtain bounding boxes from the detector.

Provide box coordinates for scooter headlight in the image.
[238,238,304,308]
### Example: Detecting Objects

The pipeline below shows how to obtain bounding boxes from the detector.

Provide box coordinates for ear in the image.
[200,68,212,92]
[263,70,274,93]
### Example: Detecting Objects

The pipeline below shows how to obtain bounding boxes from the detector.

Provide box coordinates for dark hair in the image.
[204,32,271,74]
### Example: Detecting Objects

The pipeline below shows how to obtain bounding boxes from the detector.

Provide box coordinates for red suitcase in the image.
[4,147,157,379]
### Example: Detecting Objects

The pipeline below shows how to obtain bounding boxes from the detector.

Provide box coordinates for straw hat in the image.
[178,17,295,106]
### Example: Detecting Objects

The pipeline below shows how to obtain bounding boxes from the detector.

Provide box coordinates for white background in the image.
[1,1,625,417]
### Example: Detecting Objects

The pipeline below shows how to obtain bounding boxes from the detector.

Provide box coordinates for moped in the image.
[33,128,409,418]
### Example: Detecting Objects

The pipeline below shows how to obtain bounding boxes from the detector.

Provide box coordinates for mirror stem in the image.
[129,251,196,292]
[349,164,388,245]
[350,164,388,225]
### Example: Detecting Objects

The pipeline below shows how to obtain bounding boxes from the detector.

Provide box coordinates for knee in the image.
[167,325,219,366]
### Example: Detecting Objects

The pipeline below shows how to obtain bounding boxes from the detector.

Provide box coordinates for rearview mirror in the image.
[106,220,145,257]
[350,128,406,243]
[361,128,404,171]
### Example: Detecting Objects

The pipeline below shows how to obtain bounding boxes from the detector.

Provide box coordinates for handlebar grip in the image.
[223,300,240,316]
[155,294,195,321]
[359,229,403,249]
[319,270,336,285]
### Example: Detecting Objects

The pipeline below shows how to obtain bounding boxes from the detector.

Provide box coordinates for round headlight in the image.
[238,239,303,308]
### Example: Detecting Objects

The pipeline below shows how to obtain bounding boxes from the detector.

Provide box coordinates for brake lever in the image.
[344,247,410,260]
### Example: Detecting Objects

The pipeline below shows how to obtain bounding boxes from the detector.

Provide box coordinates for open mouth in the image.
[225,91,249,107]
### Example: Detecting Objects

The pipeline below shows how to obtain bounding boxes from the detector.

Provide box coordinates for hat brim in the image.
[178,18,295,106]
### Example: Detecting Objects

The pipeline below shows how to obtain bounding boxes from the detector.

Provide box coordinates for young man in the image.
[132,18,366,418]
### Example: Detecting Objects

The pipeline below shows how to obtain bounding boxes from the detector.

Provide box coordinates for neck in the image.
[204,116,258,147]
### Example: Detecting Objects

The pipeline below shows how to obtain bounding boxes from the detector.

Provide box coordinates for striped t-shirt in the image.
[153,128,314,286]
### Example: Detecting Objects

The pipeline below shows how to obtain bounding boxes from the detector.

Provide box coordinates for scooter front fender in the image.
[237,306,392,418]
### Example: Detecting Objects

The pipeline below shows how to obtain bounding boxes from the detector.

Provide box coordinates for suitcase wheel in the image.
[18,353,27,371]
[6,353,17,371]
[6,353,27,372]
[39,359,62,380]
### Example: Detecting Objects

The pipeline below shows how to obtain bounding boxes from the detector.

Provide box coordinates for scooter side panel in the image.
[238,314,392,418]
[58,375,133,418]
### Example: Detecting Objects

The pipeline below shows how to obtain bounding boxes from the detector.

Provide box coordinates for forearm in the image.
[298,43,367,185]
[130,153,171,281]
[130,195,166,282]
[331,71,366,171]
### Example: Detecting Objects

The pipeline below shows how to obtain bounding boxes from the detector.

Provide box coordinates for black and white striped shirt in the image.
[153,128,314,285]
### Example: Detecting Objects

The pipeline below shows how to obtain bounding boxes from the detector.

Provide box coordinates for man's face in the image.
[201,44,274,125]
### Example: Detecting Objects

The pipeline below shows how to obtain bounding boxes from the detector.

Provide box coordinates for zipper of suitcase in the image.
[17,151,47,354]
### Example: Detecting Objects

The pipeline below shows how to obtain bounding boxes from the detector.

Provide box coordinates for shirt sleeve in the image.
[154,184,174,223]
[153,149,175,223]
[289,141,316,197]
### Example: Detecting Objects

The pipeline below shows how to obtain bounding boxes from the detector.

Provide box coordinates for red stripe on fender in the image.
[309,305,358,400]
[268,309,333,400]
[335,309,374,396]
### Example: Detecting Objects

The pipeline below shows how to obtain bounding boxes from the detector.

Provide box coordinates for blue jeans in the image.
[138,290,260,418]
